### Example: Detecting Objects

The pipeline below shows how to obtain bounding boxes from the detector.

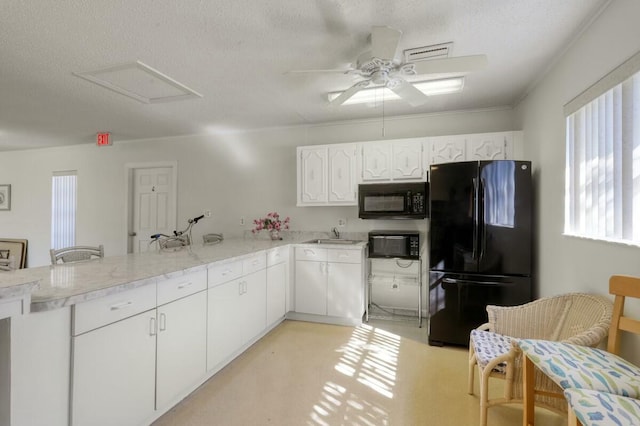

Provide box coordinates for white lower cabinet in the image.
[71,269,208,426]
[294,259,327,315]
[71,310,156,426]
[207,277,245,370]
[207,254,268,372]
[156,290,207,410]
[327,262,363,319]
[266,261,287,325]
[294,246,364,320]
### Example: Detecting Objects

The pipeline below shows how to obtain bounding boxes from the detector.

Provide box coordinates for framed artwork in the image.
[0,184,10,210]
[0,239,28,268]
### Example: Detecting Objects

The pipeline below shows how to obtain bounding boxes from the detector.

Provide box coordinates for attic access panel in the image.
[73,60,203,104]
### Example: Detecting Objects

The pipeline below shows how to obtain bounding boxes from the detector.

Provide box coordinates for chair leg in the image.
[479,366,491,426]
[468,349,477,395]
[522,354,535,426]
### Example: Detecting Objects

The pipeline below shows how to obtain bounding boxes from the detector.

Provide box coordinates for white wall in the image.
[0,107,515,267]
[515,0,640,361]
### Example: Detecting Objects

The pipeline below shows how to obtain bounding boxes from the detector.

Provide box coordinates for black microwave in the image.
[368,230,421,260]
[358,182,428,219]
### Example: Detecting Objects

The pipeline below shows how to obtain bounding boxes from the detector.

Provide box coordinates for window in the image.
[564,52,640,245]
[51,171,77,249]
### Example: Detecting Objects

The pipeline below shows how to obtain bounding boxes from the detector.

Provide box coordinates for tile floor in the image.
[153,319,564,426]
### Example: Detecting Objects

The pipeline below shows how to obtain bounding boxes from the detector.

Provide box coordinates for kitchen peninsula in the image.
[0,237,367,426]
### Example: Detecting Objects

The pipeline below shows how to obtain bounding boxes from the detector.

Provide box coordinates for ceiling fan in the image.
[289,26,487,107]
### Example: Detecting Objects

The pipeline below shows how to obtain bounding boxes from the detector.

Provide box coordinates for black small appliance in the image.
[358,182,428,219]
[368,230,421,260]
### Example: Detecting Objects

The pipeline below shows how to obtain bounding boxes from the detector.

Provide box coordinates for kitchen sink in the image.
[302,239,361,245]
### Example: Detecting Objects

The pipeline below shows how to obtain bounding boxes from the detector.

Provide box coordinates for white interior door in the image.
[132,167,176,253]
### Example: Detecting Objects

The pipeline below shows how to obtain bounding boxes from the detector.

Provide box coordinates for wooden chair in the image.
[519,275,640,426]
[468,293,612,426]
[50,245,104,264]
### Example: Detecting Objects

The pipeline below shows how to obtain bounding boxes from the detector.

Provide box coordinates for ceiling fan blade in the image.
[387,78,428,107]
[329,80,370,106]
[285,68,355,75]
[412,54,488,75]
[371,26,402,60]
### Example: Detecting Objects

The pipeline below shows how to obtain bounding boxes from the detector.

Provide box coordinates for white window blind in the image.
[51,171,77,249]
[564,52,640,245]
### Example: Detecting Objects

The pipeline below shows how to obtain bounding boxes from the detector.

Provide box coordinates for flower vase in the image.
[269,230,281,240]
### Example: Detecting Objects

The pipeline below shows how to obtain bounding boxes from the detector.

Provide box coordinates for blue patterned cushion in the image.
[565,388,640,426]
[518,339,640,398]
[470,329,513,373]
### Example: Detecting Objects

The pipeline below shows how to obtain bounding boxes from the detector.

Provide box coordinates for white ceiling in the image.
[0,0,609,151]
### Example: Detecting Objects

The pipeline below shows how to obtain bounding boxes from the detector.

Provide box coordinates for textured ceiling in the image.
[0,0,609,151]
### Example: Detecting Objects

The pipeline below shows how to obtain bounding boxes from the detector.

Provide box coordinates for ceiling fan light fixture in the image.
[328,77,464,106]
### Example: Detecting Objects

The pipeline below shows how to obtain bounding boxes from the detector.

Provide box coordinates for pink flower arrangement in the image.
[252,212,290,234]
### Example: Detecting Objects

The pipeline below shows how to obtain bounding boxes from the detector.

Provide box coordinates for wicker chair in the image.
[468,293,613,426]
[50,245,104,264]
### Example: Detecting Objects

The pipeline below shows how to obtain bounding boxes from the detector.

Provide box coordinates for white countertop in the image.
[0,237,367,312]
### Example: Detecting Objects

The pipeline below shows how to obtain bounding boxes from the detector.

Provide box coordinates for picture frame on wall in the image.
[0,184,10,211]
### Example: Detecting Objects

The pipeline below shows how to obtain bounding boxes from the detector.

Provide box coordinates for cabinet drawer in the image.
[295,247,328,262]
[208,259,243,287]
[242,253,267,274]
[328,249,362,264]
[73,283,157,336]
[267,246,289,267]
[157,269,207,306]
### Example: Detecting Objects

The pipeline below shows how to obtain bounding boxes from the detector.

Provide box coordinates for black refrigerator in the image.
[428,160,532,346]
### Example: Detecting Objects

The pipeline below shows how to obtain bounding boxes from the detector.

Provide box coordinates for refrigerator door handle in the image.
[480,177,487,259]
[472,177,478,260]
[443,277,505,286]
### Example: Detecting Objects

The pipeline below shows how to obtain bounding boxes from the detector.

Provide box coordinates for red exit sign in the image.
[96,132,112,146]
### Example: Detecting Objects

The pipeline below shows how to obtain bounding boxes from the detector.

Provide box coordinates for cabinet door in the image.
[299,147,328,204]
[266,262,287,326]
[294,260,327,315]
[392,140,425,180]
[71,310,156,426]
[361,142,392,181]
[241,269,267,344]
[207,279,243,370]
[156,290,207,410]
[328,144,358,203]
[466,132,513,160]
[431,136,467,164]
[327,262,363,319]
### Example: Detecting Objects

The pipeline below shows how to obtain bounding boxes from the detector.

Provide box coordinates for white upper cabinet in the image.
[361,138,427,183]
[392,139,425,181]
[430,135,467,165]
[466,132,513,161]
[361,142,392,181]
[328,145,358,203]
[298,147,328,204]
[297,144,357,206]
[429,131,516,166]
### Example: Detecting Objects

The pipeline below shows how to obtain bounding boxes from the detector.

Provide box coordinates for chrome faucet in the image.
[331,227,340,239]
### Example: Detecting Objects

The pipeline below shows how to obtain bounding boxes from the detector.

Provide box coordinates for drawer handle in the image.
[304,249,315,255]
[251,260,260,266]
[110,301,132,311]
[338,254,349,258]
[221,269,233,276]
[177,282,193,289]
